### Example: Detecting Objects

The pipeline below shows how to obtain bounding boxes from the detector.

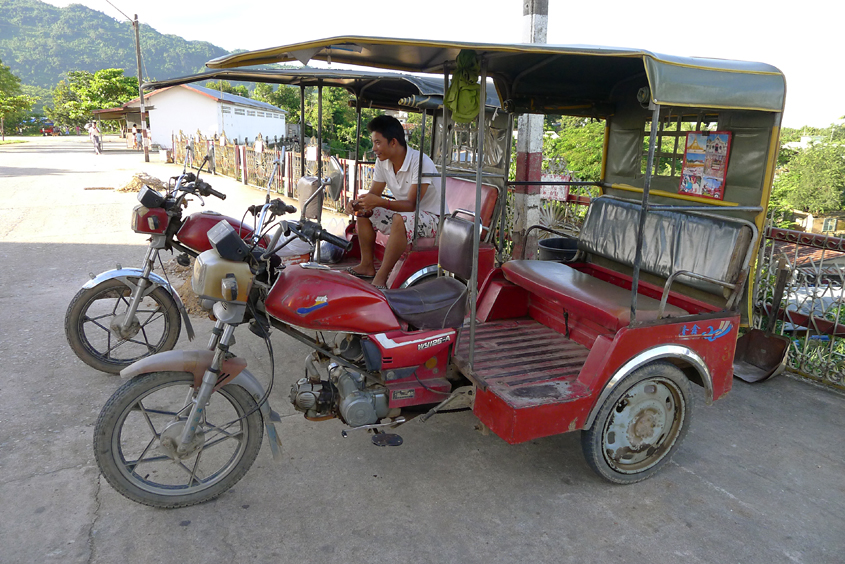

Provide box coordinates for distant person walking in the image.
[89,123,102,155]
[133,125,142,151]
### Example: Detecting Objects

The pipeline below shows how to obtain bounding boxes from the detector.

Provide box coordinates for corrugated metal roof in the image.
[183,83,285,113]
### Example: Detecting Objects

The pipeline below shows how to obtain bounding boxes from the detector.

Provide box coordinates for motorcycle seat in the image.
[382,217,475,330]
[383,277,468,330]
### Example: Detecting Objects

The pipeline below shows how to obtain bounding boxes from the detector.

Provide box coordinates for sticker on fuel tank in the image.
[296,296,328,315]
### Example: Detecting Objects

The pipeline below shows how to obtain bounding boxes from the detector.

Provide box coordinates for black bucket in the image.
[538,237,578,262]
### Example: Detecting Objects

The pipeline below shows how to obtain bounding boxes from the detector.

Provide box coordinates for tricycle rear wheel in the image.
[581,361,691,484]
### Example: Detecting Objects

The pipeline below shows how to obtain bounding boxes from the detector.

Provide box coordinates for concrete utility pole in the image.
[106,2,149,162]
[512,0,548,259]
[134,15,149,163]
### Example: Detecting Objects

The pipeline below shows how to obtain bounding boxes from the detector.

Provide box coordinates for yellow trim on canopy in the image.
[610,184,740,207]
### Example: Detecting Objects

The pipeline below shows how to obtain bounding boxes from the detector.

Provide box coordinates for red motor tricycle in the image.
[92,36,786,507]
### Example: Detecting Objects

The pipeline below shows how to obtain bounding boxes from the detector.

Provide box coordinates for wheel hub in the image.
[158,421,205,460]
[603,379,678,469]
[110,313,141,340]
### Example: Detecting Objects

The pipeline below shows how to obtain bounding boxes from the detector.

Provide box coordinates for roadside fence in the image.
[172,131,376,214]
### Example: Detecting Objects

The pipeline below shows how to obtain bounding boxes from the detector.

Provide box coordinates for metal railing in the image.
[752,223,845,390]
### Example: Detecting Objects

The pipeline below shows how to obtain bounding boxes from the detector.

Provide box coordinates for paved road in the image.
[1,136,843,564]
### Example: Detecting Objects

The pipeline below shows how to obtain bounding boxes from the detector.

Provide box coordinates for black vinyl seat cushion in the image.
[382,277,468,330]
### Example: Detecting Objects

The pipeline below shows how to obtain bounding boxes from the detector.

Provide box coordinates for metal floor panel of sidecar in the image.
[455,319,592,409]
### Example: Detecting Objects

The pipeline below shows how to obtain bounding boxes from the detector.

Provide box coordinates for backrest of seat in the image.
[578,196,754,295]
[444,177,498,228]
[438,217,475,281]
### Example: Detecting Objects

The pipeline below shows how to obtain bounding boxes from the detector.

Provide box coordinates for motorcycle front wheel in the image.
[93,371,263,508]
[65,278,182,373]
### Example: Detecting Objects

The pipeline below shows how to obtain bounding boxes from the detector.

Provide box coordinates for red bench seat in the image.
[501,260,688,332]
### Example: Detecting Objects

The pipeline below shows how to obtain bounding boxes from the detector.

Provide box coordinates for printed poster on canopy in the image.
[678,131,732,200]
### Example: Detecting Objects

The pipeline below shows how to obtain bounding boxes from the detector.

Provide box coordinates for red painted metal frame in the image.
[467,260,738,444]
[471,313,738,444]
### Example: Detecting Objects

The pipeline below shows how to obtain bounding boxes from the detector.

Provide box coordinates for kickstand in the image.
[419,386,475,422]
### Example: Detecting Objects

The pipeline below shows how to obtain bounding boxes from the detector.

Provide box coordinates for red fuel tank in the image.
[266,266,401,333]
[177,211,266,253]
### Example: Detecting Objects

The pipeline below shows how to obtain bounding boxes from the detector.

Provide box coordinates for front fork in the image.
[119,247,158,334]
[177,320,231,454]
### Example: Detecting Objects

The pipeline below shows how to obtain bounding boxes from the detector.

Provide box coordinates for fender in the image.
[120,349,247,387]
[83,267,195,340]
[120,350,283,461]
[584,345,712,430]
[229,369,283,461]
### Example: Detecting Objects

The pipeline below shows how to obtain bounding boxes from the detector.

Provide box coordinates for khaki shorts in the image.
[369,207,440,241]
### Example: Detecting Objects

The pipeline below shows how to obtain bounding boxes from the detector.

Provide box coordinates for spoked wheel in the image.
[65,278,181,373]
[581,362,692,484]
[93,371,263,508]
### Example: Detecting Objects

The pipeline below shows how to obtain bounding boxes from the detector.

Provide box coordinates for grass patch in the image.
[0,140,26,145]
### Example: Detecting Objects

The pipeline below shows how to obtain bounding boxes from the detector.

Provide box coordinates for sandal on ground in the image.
[346,266,375,279]
[374,284,388,290]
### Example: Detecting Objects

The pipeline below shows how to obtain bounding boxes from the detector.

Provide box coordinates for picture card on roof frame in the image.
[678,131,732,201]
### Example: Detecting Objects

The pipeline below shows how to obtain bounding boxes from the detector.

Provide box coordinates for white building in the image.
[124,84,287,148]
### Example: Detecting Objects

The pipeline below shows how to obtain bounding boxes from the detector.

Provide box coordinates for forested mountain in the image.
[0,0,229,89]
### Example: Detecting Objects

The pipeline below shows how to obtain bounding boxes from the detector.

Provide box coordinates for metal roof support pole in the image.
[299,85,306,183]
[438,66,451,277]
[317,84,323,181]
[631,103,661,324]
[499,115,514,258]
[413,109,426,246]
[469,58,488,367]
[353,98,362,200]
[316,83,324,229]
[312,83,324,263]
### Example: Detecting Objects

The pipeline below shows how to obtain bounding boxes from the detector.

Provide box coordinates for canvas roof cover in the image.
[205,36,786,114]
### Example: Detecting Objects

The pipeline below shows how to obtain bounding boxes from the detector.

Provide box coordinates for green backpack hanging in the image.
[445,50,481,123]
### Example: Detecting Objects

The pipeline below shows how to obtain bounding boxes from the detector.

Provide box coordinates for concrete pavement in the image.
[0,136,843,564]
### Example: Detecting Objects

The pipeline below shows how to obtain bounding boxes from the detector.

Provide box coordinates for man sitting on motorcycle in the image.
[345,115,445,289]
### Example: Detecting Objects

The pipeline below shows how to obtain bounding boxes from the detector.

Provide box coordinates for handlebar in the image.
[262,219,351,260]
[319,228,353,252]
[195,180,226,200]
[296,220,353,252]
[248,199,296,216]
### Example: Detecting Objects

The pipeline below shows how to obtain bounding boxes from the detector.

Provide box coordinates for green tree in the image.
[204,80,249,99]
[543,116,605,182]
[0,58,34,139]
[771,142,845,214]
[252,83,302,124]
[46,68,138,127]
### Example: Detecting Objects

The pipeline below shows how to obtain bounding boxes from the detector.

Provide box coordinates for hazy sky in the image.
[42,0,843,129]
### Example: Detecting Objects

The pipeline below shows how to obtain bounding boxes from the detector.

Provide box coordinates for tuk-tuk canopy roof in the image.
[206,36,786,114]
[143,68,500,111]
